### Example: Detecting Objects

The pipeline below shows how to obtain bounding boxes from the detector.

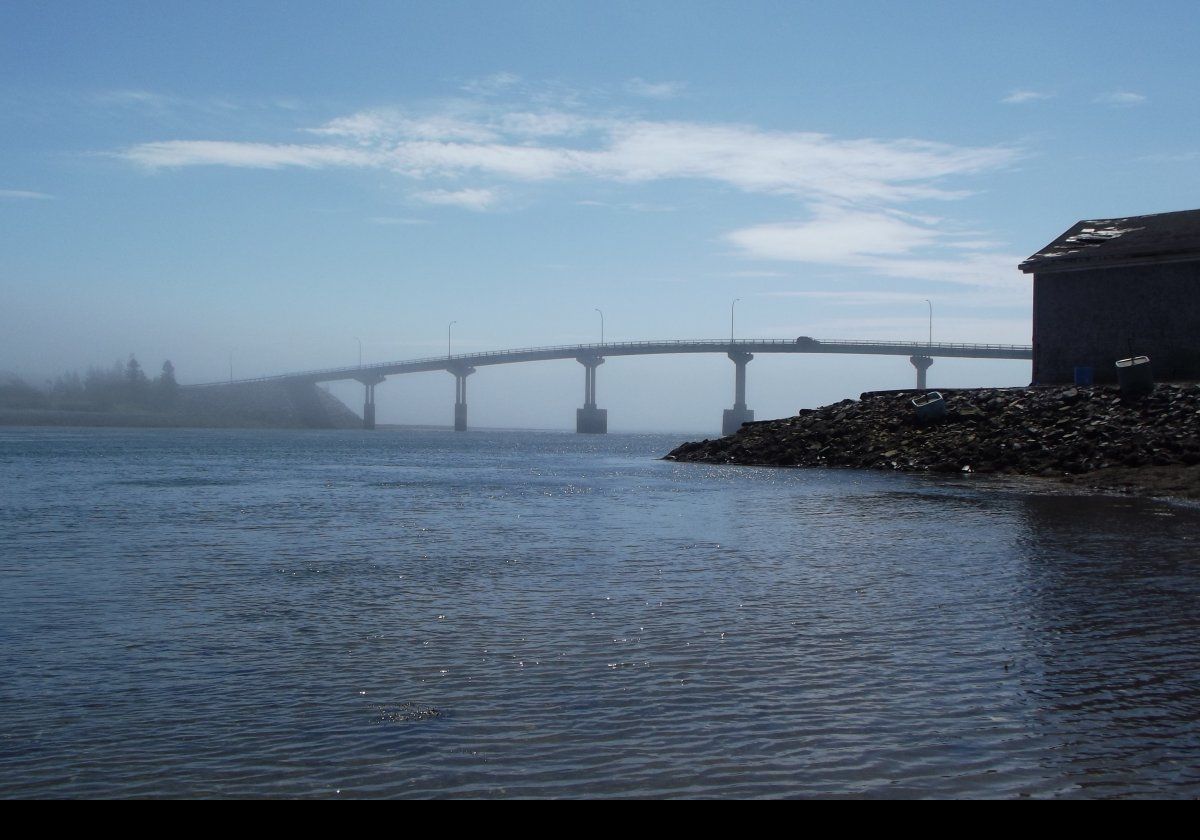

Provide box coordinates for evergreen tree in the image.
[124,355,150,407]
[154,360,179,408]
[125,354,146,383]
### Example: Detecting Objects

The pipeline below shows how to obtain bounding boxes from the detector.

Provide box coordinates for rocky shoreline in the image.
[665,384,1200,501]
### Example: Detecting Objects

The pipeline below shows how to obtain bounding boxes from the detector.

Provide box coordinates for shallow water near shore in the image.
[2,427,1199,798]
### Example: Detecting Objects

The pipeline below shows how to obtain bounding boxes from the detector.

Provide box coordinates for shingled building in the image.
[1020,208,1200,384]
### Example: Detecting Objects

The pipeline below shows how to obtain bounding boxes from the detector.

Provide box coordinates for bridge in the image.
[193,337,1032,435]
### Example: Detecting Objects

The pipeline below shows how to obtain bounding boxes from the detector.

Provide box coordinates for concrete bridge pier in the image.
[355,373,387,430]
[910,355,934,389]
[722,351,755,436]
[449,365,475,431]
[575,355,608,433]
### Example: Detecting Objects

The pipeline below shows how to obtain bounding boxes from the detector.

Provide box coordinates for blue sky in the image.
[3,1,1198,431]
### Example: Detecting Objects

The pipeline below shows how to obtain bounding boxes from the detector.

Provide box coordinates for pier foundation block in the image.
[722,407,755,437]
[576,406,608,434]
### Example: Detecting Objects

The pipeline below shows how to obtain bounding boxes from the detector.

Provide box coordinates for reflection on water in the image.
[1017,495,1200,796]
[0,428,1197,798]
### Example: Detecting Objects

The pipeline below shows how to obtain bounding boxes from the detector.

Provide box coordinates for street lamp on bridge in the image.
[924,299,933,346]
[448,321,457,358]
[731,298,741,342]
[594,308,604,345]
[355,336,362,368]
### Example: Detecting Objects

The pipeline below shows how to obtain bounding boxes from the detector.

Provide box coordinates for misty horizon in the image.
[3,2,1194,431]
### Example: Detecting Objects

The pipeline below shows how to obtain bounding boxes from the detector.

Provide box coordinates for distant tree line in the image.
[0,356,179,412]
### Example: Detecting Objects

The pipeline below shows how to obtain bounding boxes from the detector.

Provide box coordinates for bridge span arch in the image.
[192,337,1032,435]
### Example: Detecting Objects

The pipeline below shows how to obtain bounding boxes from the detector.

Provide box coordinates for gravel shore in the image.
[666,383,1200,501]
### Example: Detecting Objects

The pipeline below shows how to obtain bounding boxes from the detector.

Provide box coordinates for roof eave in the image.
[1020,249,1200,275]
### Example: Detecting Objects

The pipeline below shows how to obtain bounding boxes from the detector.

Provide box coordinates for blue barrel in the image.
[1073,366,1094,386]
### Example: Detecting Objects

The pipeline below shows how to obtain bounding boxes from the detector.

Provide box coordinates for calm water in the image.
[1,427,1198,798]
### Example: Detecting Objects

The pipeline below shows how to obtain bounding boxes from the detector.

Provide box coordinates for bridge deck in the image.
[191,337,1032,387]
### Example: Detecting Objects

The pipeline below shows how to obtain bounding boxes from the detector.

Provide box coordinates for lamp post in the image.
[594,308,604,345]
[924,299,933,346]
[447,321,456,358]
[355,337,362,368]
[731,298,741,342]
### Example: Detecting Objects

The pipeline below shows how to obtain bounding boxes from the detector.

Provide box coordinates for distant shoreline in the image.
[0,415,706,436]
[0,380,363,430]
[0,408,198,428]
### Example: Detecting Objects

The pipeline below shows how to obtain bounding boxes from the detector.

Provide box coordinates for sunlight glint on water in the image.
[1,427,1198,798]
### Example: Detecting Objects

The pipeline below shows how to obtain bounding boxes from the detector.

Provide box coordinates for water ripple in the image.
[1,429,1198,797]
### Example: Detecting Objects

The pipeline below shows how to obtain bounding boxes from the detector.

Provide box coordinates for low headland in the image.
[0,363,360,430]
[666,383,1200,501]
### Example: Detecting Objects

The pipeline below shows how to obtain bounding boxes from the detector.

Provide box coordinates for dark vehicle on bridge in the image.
[795,336,820,347]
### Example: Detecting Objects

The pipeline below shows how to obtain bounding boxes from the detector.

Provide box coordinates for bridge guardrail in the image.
[188,337,1033,387]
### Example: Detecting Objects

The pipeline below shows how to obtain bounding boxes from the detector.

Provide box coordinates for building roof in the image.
[1019,208,1200,274]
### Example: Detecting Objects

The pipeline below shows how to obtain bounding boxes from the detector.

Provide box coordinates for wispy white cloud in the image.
[590,122,1014,202]
[122,140,379,169]
[113,90,1024,292]
[94,89,175,109]
[499,111,599,137]
[625,78,687,99]
[414,187,497,211]
[0,189,53,200]
[311,107,503,143]
[852,251,1026,291]
[727,208,941,263]
[726,207,1026,293]
[577,198,677,213]
[460,72,522,96]
[1095,90,1147,107]
[92,89,252,117]
[1001,89,1053,105]
[121,106,1019,206]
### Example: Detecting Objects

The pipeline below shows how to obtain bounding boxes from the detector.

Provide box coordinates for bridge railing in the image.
[188,337,1033,387]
